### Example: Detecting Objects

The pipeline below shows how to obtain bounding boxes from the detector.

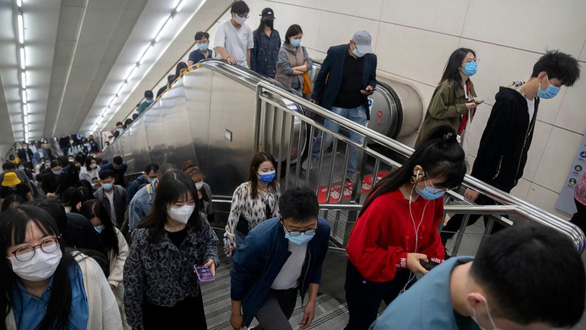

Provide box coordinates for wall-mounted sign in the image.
[556,129,586,215]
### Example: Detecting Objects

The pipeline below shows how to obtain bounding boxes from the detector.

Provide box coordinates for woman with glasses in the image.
[0,205,122,329]
[416,48,481,146]
[223,151,280,257]
[123,171,219,329]
[344,125,467,330]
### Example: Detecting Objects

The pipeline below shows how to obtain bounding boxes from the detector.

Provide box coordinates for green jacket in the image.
[416,79,476,146]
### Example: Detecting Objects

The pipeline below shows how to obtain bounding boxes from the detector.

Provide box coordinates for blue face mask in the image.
[94,225,105,234]
[52,170,62,176]
[285,231,315,246]
[145,99,154,104]
[290,39,302,47]
[258,171,276,183]
[352,47,365,58]
[463,61,477,76]
[102,183,113,191]
[197,43,208,51]
[415,184,445,200]
[537,74,560,99]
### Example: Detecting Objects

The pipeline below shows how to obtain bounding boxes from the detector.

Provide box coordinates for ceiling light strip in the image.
[93,0,193,133]
[16,1,27,141]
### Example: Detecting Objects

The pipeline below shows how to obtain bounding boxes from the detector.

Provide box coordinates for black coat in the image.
[311,44,377,120]
[471,87,539,192]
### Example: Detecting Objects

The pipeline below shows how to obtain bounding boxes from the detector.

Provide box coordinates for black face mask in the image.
[263,19,273,29]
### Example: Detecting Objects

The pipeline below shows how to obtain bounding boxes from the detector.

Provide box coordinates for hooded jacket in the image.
[471,86,539,192]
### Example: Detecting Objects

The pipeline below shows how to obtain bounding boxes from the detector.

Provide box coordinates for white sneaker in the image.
[301,157,318,171]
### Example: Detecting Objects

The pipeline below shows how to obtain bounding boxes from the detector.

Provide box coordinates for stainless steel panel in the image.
[184,68,214,179]
[206,70,257,196]
[160,79,198,168]
[383,78,423,138]
[126,116,151,174]
[143,99,167,166]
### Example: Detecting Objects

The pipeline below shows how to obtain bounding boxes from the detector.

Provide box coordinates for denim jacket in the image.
[123,222,219,328]
[231,217,330,326]
[251,28,281,78]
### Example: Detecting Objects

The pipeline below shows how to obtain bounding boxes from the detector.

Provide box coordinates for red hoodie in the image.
[346,189,445,282]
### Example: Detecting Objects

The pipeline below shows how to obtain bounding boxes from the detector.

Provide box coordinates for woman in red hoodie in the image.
[344,125,467,330]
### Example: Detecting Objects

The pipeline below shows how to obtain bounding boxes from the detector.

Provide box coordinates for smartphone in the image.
[474,99,484,105]
[420,260,440,271]
[194,265,215,282]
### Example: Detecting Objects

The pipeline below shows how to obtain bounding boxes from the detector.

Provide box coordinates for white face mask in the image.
[195,181,204,190]
[89,163,97,169]
[234,14,247,25]
[167,205,196,224]
[8,248,63,282]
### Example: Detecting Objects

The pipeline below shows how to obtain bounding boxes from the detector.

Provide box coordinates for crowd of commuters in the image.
[2,1,585,329]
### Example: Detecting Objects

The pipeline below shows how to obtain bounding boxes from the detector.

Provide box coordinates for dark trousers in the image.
[570,198,586,234]
[255,288,298,330]
[440,193,506,246]
[344,261,413,330]
[142,291,207,329]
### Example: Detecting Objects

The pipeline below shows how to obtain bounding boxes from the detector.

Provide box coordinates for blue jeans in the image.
[311,105,368,173]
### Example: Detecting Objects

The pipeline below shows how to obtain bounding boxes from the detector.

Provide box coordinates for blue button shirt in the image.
[12,263,89,330]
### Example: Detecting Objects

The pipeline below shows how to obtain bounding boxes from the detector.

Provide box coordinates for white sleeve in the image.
[82,256,123,330]
[108,228,129,288]
[247,27,254,49]
[214,22,227,49]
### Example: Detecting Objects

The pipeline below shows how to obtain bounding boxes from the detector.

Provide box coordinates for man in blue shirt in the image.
[128,163,175,232]
[100,156,128,188]
[188,31,213,67]
[230,187,330,330]
[370,223,585,330]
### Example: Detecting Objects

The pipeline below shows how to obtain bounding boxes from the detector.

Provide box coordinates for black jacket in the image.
[471,87,539,192]
[311,44,377,120]
[94,185,127,227]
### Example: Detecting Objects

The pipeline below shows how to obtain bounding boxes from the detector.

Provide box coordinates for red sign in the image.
[317,171,388,204]
[377,110,383,126]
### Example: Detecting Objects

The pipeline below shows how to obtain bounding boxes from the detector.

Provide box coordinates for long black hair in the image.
[0,205,75,330]
[246,151,278,199]
[175,62,188,80]
[440,48,476,92]
[79,200,119,256]
[284,24,303,45]
[69,187,93,213]
[139,170,202,240]
[360,125,467,216]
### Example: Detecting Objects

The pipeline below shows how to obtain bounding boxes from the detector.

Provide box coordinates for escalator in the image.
[102,59,423,197]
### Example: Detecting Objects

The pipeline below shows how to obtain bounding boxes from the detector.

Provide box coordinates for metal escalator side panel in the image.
[308,61,422,139]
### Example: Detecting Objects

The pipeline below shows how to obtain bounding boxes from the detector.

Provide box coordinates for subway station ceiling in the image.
[0,0,230,144]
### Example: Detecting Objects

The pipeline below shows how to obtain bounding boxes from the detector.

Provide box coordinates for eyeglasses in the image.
[281,219,316,237]
[10,237,60,262]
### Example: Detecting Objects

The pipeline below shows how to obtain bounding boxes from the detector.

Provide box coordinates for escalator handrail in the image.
[256,80,585,252]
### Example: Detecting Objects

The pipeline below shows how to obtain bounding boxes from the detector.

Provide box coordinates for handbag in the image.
[302,71,312,95]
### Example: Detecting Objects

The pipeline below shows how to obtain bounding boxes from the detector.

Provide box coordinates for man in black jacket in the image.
[442,50,581,245]
[305,30,377,182]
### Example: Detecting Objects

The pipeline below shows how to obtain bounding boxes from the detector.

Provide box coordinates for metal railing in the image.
[254,81,585,254]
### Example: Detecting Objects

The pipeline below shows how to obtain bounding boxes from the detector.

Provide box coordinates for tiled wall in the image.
[207,0,586,218]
